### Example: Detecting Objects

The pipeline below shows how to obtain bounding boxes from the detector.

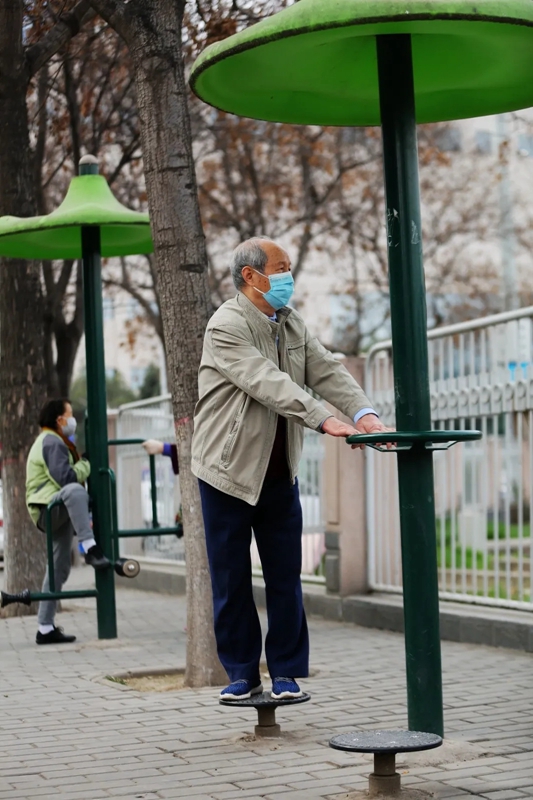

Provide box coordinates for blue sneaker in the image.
[219,679,263,701]
[271,677,303,700]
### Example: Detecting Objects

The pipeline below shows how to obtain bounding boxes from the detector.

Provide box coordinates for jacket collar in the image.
[236,292,291,335]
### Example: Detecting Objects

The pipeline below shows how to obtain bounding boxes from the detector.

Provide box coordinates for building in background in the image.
[73,287,167,394]
[70,112,533,391]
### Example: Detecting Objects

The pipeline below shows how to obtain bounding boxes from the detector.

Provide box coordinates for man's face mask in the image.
[252,268,294,311]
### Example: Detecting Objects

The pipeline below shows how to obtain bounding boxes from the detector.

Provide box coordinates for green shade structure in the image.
[190,0,533,126]
[0,166,152,260]
[0,156,153,640]
[189,0,524,739]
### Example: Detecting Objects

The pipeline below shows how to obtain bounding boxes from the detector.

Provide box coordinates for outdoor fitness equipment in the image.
[220,692,311,738]
[190,0,533,738]
[0,158,181,637]
[330,730,443,795]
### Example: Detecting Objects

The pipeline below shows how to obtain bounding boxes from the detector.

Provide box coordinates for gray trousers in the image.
[37,483,93,626]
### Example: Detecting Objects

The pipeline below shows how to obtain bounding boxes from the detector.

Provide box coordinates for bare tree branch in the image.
[34,65,49,215]
[88,0,132,42]
[26,0,96,78]
[63,55,82,166]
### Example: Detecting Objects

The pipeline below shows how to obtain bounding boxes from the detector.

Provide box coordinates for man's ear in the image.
[241,266,254,285]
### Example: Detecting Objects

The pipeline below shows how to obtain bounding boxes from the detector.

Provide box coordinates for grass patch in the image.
[436,546,491,570]
[104,675,127,685]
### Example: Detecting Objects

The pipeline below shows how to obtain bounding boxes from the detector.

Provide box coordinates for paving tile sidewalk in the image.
[1,566,532,800]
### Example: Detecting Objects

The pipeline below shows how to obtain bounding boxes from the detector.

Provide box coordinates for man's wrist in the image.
[318,415,334,433]
[353,407,378,425]
[162,443,172,457]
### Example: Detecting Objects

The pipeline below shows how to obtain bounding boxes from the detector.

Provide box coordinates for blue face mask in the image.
[253,269,294,311]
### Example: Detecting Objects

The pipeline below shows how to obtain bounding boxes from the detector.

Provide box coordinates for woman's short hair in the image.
[39,398,70,429]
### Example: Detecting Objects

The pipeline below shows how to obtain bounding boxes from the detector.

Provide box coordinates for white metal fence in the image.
[116,396,184,561]
[115,395,325,579]
[251,429,326,580]
[367,306,533,611]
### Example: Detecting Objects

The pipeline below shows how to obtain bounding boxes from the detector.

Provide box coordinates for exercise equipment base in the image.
[329,730,442,795]
[220,691,310,737]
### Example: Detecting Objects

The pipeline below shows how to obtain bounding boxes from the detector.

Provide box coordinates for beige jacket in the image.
[191,293,372,505]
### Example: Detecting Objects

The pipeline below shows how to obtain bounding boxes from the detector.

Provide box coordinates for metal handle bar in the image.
[107,438,159,527]
[346,429,482,452]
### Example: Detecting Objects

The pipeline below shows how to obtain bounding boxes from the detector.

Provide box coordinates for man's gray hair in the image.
[230,237,272,290]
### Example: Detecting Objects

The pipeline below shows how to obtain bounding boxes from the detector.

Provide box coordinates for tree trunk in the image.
[93,0,225,686]
[0,0,48,617]
[54,260,85,396]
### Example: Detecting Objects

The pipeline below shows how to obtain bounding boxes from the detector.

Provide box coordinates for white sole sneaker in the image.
[219,682,263,701]
[271,688,303,700]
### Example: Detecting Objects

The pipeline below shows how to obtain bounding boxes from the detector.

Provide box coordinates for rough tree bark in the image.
[0,0,48,616]
[90,0,225,687]
[0,0,95,616]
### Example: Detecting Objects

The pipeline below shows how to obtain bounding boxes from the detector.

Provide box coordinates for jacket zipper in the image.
[277,324,294,480]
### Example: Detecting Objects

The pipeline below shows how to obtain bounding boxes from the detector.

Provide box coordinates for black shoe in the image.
[36,626,76,645]
[84,544,111,570]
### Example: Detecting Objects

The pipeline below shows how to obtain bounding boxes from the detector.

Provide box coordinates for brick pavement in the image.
[1,566,532,800]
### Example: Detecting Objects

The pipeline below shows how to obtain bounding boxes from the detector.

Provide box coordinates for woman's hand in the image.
[142,439,164,455]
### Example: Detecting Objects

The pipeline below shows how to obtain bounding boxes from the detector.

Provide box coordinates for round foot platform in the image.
[220,691,310,708]
[220,691,310,737]
[329,730,442,796]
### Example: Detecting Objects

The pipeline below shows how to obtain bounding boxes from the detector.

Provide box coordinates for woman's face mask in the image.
[252,268,294,311]
[60,415,77,437]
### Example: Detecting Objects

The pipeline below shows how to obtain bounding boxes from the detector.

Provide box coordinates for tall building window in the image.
[103,297,115,322]
[475,130,492,155]
[130,366,147,391]
[127,299,141,320]
[518,133,533,157]
[436,127,462,152]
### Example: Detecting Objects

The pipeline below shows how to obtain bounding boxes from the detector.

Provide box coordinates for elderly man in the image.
[192,237,388,701]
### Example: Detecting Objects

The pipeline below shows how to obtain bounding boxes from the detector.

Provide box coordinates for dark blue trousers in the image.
[198,477,309,684]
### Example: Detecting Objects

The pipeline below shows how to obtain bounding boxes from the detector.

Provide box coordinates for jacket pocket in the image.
[220,396,248,468]
[287,338,306,385]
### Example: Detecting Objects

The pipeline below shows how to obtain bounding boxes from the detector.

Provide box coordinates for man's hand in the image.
[354,414,395,450]
[321,417,366,449]
[142,439,164,456]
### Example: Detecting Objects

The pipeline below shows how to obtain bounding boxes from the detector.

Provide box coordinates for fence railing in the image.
[116,395,184,562]
[115,394,325,580]
[366,306,533,611]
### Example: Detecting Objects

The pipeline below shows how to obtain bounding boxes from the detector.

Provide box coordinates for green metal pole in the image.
[376,34,444,737]
[80,158,117,639]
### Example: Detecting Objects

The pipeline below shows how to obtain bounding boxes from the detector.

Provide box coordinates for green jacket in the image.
[191,292,372,505]
[26,430,91,524]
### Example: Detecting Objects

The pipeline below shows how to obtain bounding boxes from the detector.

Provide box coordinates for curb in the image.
[117,560,533,654]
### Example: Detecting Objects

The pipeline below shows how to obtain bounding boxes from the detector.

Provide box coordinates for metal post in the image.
[149,454,159,528]
[376,34,444,737]
[255,706,281,738]
[80,158,117,639]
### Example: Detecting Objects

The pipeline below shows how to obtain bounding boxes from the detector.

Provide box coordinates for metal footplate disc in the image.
[220,692,310,738]
[330,731,443,796]
[220,691,310,708]
[329,730,442,753]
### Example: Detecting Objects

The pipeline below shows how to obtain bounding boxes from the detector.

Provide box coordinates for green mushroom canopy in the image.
[0,172,152,261]
[190,0,533,126]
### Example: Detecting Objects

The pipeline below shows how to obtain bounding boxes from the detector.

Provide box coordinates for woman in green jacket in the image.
[26,398,110,645]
